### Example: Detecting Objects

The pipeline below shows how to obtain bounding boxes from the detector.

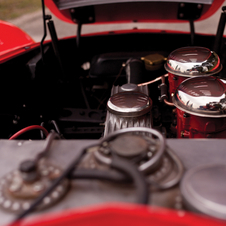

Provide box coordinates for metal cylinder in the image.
[104,84,152,136]
[165,46,222,97]
[173,76,226,138]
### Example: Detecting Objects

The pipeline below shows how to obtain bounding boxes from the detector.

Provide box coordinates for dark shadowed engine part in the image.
[104,84,152,136]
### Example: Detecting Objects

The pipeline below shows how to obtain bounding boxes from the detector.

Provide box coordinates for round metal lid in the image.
[165,46,222,77]
[107,91,152,117]
[180,164,226,220]
[120,83,138,92]
[173,76,226,117]
[109,134,148,157]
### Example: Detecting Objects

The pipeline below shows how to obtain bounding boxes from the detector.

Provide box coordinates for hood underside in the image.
[53,0,213,10]
[45,0,223,24]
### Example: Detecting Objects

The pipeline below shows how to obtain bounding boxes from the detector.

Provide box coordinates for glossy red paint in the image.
[168,73,188,99]
[45,0,224,25]
[0,29,189,63]
[0,42,40,63]
[0,20,34,57]
[12,203,226,226]
[176,108,226,138]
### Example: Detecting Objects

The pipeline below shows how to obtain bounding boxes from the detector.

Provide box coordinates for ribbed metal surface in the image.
[104,84,152,136]
[104,112,152,136]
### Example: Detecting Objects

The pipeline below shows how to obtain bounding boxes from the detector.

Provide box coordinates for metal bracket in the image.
[70,6,95,24]
[177,3,203,20]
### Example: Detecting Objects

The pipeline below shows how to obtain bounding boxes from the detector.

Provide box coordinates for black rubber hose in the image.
[69,168,131,183]
[110,154,149,204]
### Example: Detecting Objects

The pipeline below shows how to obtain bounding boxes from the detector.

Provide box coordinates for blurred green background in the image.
[0,0,41,20]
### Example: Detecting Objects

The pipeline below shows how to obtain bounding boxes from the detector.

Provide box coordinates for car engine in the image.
[1,1,226,224]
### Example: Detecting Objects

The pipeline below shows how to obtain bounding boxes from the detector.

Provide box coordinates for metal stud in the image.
[147,152,153,158]
[43,197,51,205]
[22,202,30,210]
[52,191,59,199]
[0,197,4,204]
[12,202,20,211]
[3,200,11,208]
[57,185,63,193]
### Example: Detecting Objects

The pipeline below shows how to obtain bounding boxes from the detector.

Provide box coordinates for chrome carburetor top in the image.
[173,76,226,117]
[107,91,152,117]
[165,46,222,77]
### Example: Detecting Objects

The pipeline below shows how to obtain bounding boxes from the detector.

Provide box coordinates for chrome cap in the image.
[181,164,226,220]
[165,46,222,77]
[107,91,152,117]
[173,76,226,118]
[120,83,138,92]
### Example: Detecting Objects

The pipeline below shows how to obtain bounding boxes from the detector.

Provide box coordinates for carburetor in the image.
[104,83,152,136]
[165,46,222,99]
[173,76,226,138]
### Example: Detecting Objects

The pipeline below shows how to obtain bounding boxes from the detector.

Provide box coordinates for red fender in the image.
[0,20,34,56]
[12,203,226,226]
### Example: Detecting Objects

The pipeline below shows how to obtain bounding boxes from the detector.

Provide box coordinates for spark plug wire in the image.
[9,125,49,140]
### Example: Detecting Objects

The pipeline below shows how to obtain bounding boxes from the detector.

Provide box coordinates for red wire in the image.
[9,125,49,140]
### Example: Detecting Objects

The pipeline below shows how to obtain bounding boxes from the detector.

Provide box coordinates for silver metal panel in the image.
[0,139,226,224]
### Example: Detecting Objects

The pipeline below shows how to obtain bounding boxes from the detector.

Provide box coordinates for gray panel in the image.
[0,138,225,224]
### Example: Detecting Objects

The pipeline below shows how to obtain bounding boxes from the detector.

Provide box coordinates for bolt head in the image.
[33,183,44,192]
[9,182,21,192]
[19,160,36,173]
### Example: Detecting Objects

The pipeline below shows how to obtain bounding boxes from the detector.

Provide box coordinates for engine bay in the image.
[1,30,225,140]
[1,2,226,223]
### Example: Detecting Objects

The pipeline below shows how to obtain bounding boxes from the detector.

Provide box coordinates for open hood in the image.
[45,0,224,24]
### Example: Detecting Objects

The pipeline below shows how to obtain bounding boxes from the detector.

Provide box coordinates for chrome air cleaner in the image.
[173,76,226,138]
[165,46,222,97]
[104,84,152,136]
[107,91,151,117]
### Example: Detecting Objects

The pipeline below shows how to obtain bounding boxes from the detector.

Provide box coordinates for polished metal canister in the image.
[165,46,222,96]
[173,76,226,138]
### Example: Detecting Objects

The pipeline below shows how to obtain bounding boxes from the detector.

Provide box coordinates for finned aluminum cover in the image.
[181,164,226,220]
[165,46,222,77]
[173,76,226,117]
[107,91,152,117]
